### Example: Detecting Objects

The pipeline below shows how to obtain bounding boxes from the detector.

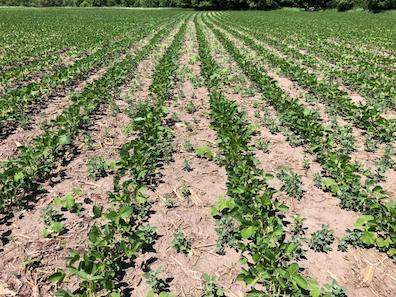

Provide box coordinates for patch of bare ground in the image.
[125,20,246,297]
[0,28,165,161]
[0,25,180,297]
[203,17,396,297]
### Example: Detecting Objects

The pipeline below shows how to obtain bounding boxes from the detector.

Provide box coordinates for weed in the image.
[183,159,193,172]
[302,155,310,170]
[309,224,335,253]
[144,267,167,294]
[87,156,107,181]
[195,145,214,160]
[215,216,240,255]
[183,140,194,152]
[277,167,304,200]
[42,205,64,238]
[186,101,196,114]
[202,273,224,297]
[163,193,175,208]
[180,184,191,198]
[256,138,269,153]
[171,231,191,254]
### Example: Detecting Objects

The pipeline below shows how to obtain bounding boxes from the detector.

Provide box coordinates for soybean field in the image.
[0,7,395,297]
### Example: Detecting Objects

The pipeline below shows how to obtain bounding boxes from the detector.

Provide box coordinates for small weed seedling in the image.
[302,155,310,170]
[289,214,307,260]
[171,231,191,254]
[215,216,240,255]
[87,156,107,181]
[309,224,335,253]
[324,280,347,297]
[42,205,64,238]
[144,266,167,294]
[184,121,194,132]
[195,145,213,160]
[186,101,196,114]
[313,172,323,189]
[182,159,193,172]
[162,194,175,208]
[202,273,224,297]
[364,134,378,152]
[170,112,180,123]
[182,140,194,152]
[276,168,304,200]
[256,138,269,153]
[83,132,94,150]
[180,184,191,198]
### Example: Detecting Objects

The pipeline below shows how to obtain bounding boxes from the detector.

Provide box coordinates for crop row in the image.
[0,9,182,70]
[194,15,330,296]
[201,16,395,260]
[0,19,179,212]
[207,15,395,145]
[213,14,395,112]
[0,19,171,136]
[51,19,188,297]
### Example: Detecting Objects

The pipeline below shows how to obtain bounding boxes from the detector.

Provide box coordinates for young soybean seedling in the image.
[53,192,83,213]
[309,224,335,253]
[171,231,191,254]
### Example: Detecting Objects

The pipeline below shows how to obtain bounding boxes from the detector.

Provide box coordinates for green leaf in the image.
[241,226,257,239]
[14,171,24,182]
[287,263,299,275]
[93,205,102,218]
[355,215,374,228]
[293,274,308,289]
[119,206,133,221]
[244,274,256,285]
[360,231,377,245]
[308,279,321,297]
[58,134,71,146]
[48,270,65,284]
[211,197,236,216]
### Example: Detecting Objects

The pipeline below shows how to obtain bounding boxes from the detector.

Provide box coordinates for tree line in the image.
[0,0,394,12]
